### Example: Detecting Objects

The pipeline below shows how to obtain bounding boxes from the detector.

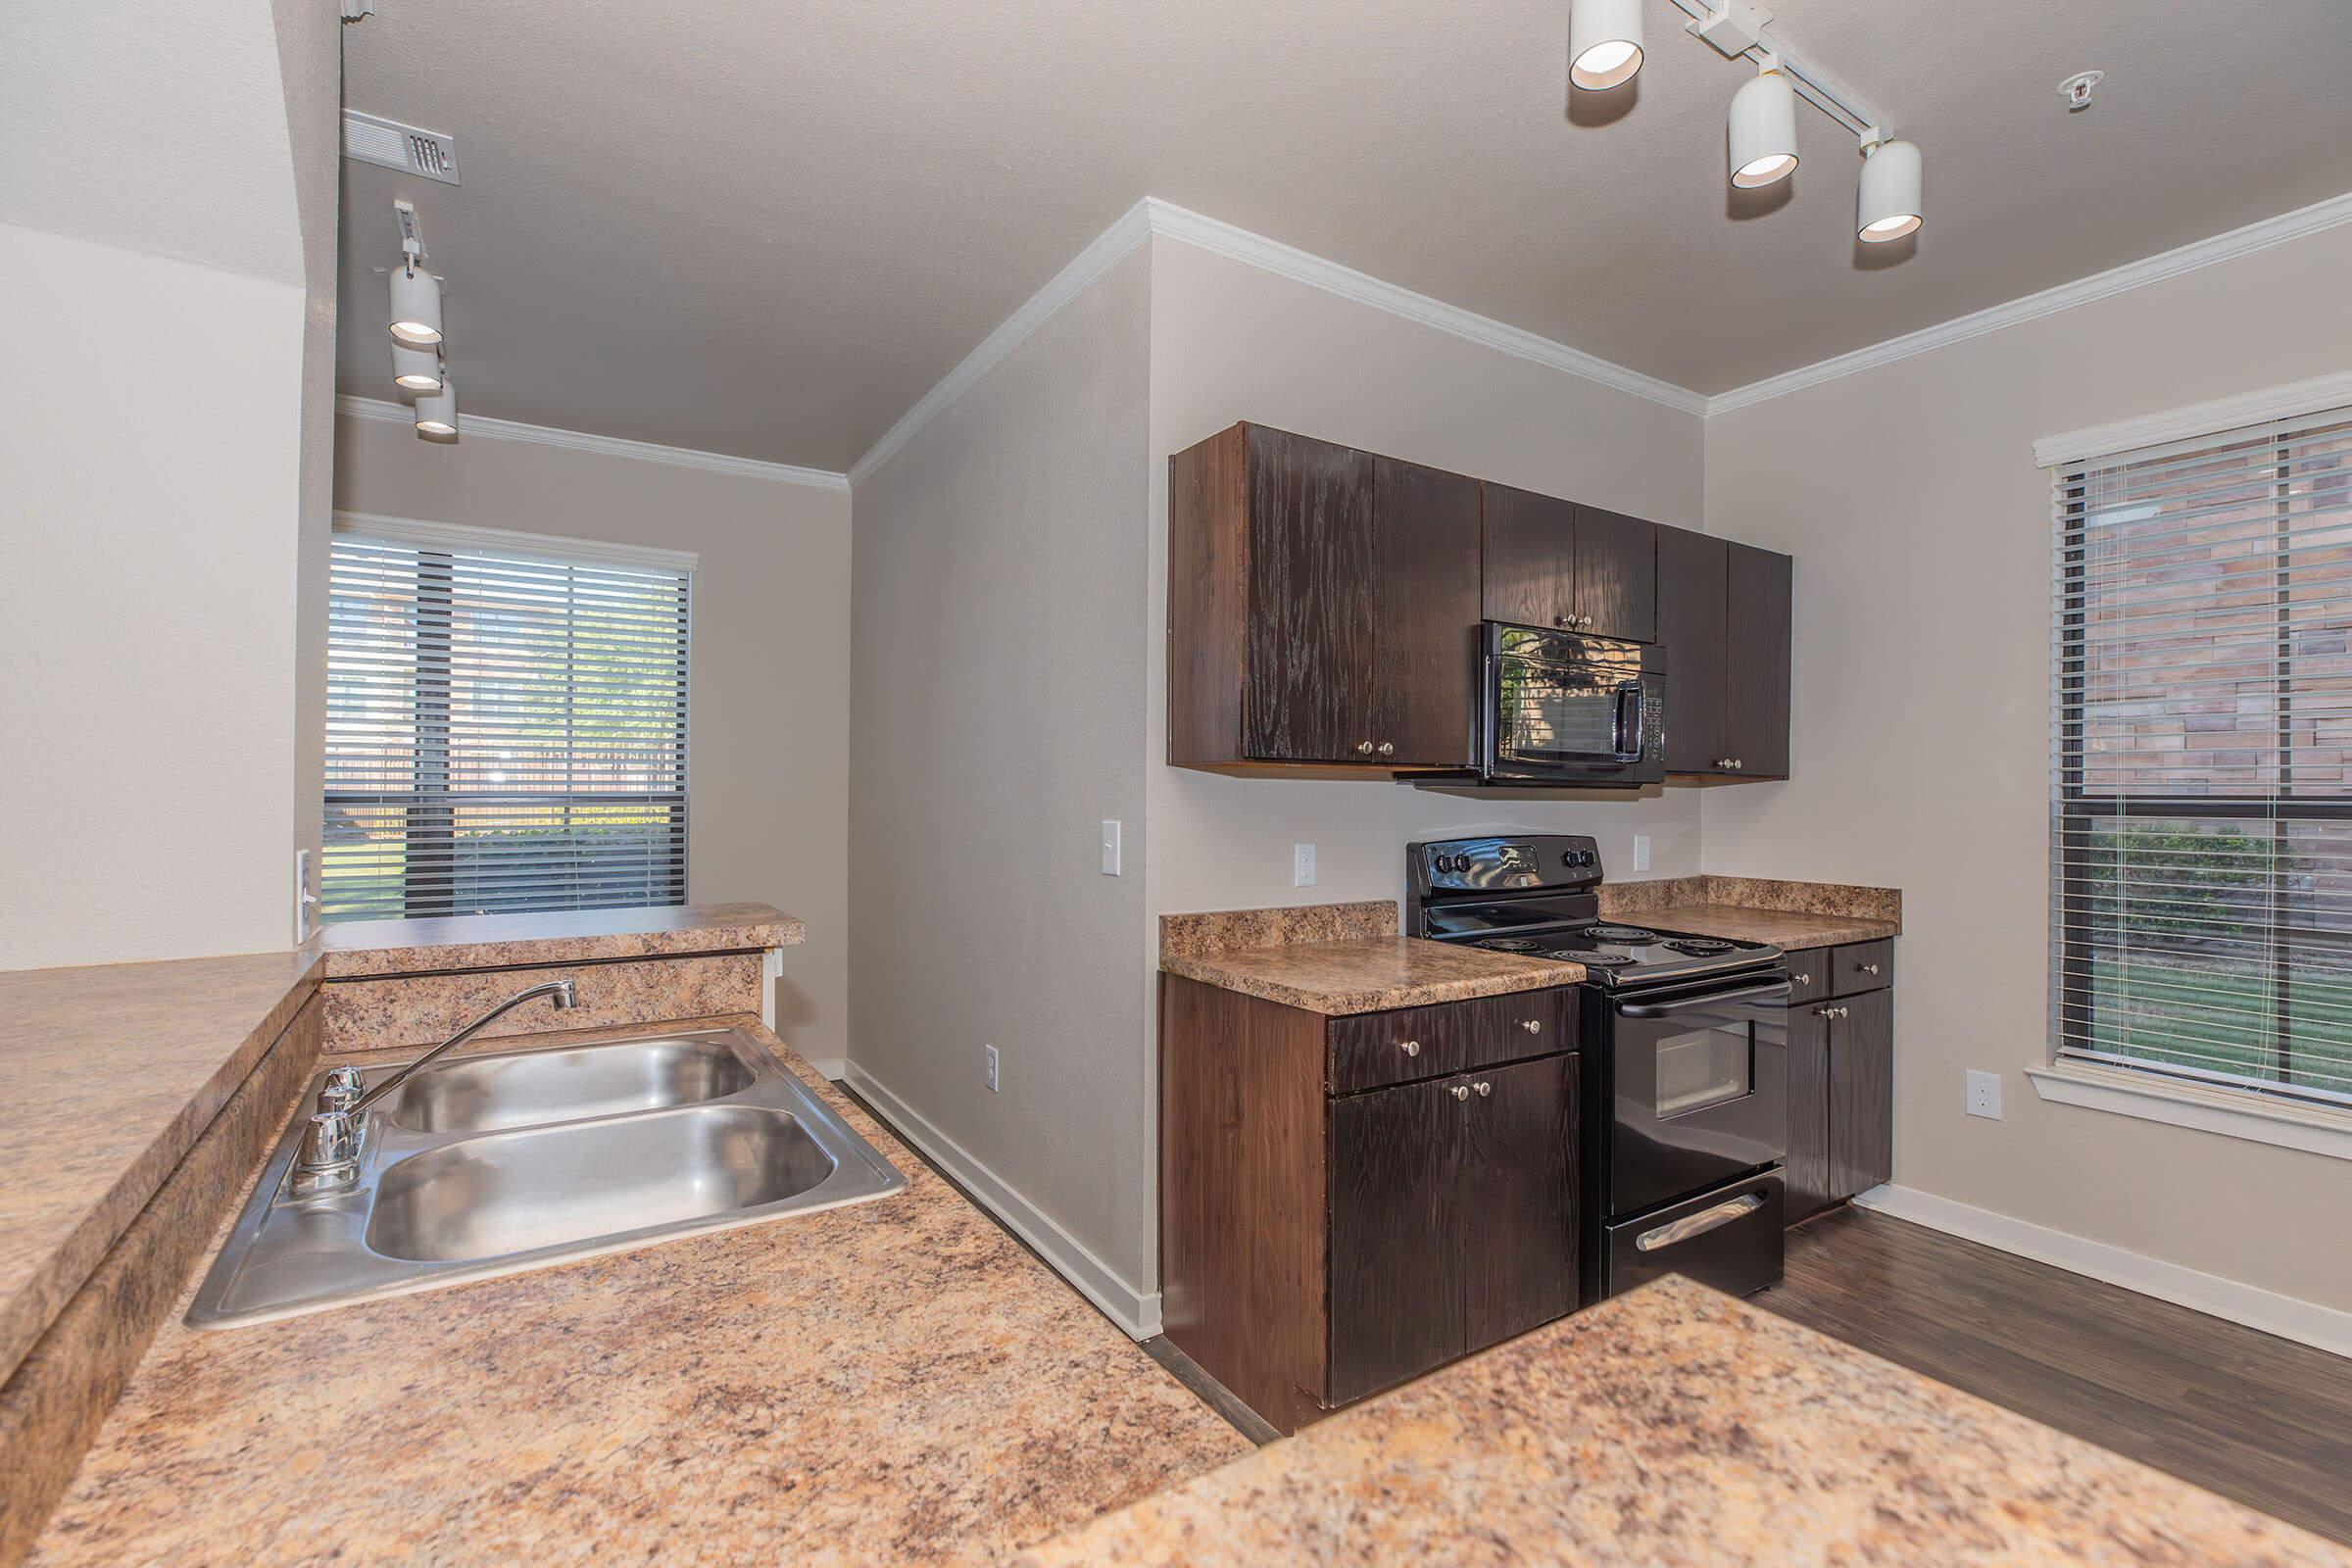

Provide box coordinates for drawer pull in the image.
[1448,1085,1472,1102]
[1520,1018,1543,1035]
[1860,961,1882,976]
[1636,1194,1766,1252]
[1473,1080,1492,1098]
[1793,972,1812,986]
[1397,1040,1421,1057]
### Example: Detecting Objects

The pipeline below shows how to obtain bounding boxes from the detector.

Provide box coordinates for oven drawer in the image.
[1832,940,1893,995]
[1603,1170,1784,1299]
[1327,988,1577,1094]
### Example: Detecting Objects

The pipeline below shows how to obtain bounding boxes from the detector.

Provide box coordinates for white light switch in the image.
[1294,843,1317,887]
[1632,835,1651,873]
[1101,819,1121,876]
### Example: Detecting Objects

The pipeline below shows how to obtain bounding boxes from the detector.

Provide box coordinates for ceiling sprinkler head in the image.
[2059,70,2105,112]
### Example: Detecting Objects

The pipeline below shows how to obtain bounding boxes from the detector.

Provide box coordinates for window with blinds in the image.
[2052,403,2352,1108]
[323,521,692,922]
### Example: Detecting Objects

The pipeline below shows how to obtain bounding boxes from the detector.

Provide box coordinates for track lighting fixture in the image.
[414,375,459,440]
[392,341,445,393]
[1856,135,1923,242]
[1568,0,1644,90]
[1727,62,1798,188]
[388,261,443,347]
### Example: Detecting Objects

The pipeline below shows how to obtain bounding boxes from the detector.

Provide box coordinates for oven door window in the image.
[1654,1023,1753,1118]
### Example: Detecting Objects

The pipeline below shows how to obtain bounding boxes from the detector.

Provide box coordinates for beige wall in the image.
[333,415,856,1065]
[1702,221,2352,1312]
[848,246,1156,1291]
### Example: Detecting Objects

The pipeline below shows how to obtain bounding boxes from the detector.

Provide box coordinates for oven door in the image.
[1606,970,1788,1218]
[1482,623,1665,785]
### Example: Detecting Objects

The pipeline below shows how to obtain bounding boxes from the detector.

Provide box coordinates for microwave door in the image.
[1492,657,1643,772]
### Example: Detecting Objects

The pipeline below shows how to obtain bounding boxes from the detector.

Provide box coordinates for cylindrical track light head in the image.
[392,341,445,393]
[1857,137,1924,242]
[1728,68,1799,188]
[1568,0,1643,90]
[388,264,444,346]
[414,375,459,440]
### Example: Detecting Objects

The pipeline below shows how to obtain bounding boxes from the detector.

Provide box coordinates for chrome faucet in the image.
[295,980,577,1186]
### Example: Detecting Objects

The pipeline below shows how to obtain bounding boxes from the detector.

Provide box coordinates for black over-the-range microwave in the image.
[1457,620,1667,788]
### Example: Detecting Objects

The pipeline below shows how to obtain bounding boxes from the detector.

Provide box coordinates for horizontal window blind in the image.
[323,524,691,922]
[2051,404,2352,1107]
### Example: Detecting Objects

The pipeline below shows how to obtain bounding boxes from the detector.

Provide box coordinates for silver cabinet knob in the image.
[1376,741,1395,757]
[1449,1084,1472,1102]
[1554,615,1574,628]
[1716,758,1734,770]
[1862,962,1882,976]
[1473,1081,1492,1098]
[1794,973,1812,986]
[1520,1018,1543,1035]
[1355,740,1374,755]
[1398,1040,1421,1057]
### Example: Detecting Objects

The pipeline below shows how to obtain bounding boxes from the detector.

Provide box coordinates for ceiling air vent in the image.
[342,109,461,185]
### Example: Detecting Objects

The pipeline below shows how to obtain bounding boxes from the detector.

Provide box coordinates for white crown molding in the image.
[841,1061,1160,1337]
[335,394,850,491]
[1140,199,1711,418]
[1707,189,2352,417]
[2032,370,2352,470]
[848,201,1158,488]
[1855,1184,2352,1359]
[332,509,702,574]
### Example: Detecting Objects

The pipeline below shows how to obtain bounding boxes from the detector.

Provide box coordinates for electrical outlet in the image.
[1632,834,1651,873]
[1965,1069,2003,1120]
[985,1044,1001,1093]
[1101,819,1121,876]
[1293,843,1317,887]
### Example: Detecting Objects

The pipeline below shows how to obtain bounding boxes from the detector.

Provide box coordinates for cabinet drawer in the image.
[1327,988,1576,1094]
[1784,952,1833,1005]
[1832,940,1893,995]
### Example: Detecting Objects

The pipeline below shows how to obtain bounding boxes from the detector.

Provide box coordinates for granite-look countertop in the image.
[26,1017,1251,1567]
[312,900,804,976]
[0,951,321,1384]
[1636,903,1899,952]
[1162,937,1582,1015]
[1012,1275,2349,1568]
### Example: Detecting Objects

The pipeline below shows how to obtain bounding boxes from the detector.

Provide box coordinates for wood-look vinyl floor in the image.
[1754,1205,2352,1547]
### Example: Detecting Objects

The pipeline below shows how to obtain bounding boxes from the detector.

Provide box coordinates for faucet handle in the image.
[294,1109,361,1190]
[317,1065,366,1114]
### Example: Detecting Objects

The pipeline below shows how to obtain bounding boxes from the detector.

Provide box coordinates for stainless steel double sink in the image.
[188,1028,906,1328]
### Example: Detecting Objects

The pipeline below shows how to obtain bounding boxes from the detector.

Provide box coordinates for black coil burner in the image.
[1583,924,1659,944]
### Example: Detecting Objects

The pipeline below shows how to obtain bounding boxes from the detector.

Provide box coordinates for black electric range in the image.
[1406,833,1790,1305]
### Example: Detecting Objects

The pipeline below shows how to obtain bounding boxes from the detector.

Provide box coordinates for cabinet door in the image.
[1457,1054,1578,1350]
[1328,1077,1465,1404]
[1828,988,1893,1200]
[1723,541,1792,779]
[1653,526,1728,774]
[1244,427,1378,762]
[1572,504,1657,643]
[1783,1004,1834,1220]
[1481,483,1577,631]
[1372,457,1482,767]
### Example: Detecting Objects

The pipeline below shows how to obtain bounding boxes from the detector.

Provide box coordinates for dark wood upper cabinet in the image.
[1651,525,1790,781]
[1653,525,1729,775]
[1169,423,1477,771]
[1480,486,1655,642]
[1725,541,1792,779]
[1571,504,1657,643]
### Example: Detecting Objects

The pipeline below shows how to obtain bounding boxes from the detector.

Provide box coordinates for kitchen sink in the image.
[186,1028,905,1328]
[379,1034,758,1135]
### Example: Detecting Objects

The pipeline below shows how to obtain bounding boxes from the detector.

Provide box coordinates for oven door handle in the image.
[1611,680,1646,763]
[1615,980,1791,1019]
[1635,1193,1766,1252]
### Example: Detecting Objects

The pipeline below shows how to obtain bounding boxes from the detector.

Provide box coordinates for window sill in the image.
[2026,1062,2352,1163]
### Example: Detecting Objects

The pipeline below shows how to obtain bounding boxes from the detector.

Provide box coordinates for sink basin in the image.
[368,1105,836,1262]
[380,1035,758,1135]
[185,1027,905,1328]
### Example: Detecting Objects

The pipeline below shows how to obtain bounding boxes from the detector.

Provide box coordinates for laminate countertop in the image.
[25,1018,1251,1567]
[1636,903,1899,952]
[1012,1274,2350,1568]
[1161,937,1583,1015]
[312,899,803,976]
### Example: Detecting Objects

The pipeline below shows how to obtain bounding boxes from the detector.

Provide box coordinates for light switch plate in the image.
[1965,1069,2003,1120]
[1101,819,1121,876]
[1632,834,1651,873]
[1294,843,1317,887]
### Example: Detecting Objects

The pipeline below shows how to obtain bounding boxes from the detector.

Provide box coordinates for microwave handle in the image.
[1611,681,1646,763]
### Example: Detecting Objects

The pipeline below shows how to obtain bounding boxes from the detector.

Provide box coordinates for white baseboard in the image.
[1855,1185,2352,1359]
[839,1063,1162,1339]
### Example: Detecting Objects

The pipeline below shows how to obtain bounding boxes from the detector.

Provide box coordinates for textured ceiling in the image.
[334,0,2352,469]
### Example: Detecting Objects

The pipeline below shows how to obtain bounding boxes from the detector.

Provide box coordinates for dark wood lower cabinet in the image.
[1162,975,1581,1433]
[1785,944,1896,1225]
